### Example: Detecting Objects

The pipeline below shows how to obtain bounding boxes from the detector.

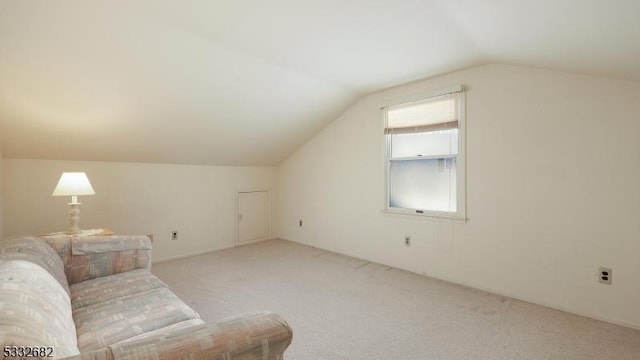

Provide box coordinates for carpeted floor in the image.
[152,239,640,360]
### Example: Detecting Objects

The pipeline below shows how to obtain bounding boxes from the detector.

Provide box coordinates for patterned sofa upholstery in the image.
[0,235,292,360]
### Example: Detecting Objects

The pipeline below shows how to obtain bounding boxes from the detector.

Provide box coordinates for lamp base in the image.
[67,202,82,235]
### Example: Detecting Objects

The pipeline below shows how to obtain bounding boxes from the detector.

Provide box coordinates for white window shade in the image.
[385,93,459,134]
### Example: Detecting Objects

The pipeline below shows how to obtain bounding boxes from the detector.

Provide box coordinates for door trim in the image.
[235,189,272,246]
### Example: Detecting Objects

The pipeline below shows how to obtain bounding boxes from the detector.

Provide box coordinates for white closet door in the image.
[237,191,271,245]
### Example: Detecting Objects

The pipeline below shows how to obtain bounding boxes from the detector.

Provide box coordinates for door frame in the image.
[235,188,272,246]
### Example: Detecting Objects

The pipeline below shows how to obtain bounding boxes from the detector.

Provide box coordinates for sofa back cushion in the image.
[41,235,152,285]
[0,236,70,296]
[0,258,80,358]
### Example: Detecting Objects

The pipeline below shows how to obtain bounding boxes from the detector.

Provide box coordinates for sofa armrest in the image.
[41,235,152,285]
[109,312,293,360]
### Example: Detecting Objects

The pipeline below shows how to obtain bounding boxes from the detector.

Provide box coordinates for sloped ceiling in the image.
[0,0,638,165]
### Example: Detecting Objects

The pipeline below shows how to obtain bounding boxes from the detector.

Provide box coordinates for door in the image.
[237,190,271,245]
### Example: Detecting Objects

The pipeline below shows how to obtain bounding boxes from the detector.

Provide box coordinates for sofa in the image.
[0,235,292,359]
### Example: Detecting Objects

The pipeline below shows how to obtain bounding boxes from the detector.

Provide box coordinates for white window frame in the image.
[382,85,466,220]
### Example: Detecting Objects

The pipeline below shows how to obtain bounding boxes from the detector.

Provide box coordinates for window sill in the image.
[381,208,467,222]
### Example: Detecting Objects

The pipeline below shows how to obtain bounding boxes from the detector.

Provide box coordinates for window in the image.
[384,87,465,218]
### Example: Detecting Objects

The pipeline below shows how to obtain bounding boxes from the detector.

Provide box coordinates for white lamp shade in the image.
[52,172,96,196]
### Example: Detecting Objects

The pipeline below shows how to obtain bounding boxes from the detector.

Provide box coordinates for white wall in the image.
[0,147,3,239]
[275,64,640,329]
[2,159,276,262]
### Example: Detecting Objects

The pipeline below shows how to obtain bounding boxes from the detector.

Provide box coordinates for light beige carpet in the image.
[152,239,640,360]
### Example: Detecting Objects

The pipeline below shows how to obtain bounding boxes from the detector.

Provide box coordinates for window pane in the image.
[389,158,457,212]
[390,129,458,158]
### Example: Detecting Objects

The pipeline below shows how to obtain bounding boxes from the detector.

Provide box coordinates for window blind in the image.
[385,92,460,134]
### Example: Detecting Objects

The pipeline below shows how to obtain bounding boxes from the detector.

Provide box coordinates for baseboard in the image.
[235,236,271,247]
[152,238,275,264]
[276,237,640,331]
[153,244,235,264]
[428,271,640,332]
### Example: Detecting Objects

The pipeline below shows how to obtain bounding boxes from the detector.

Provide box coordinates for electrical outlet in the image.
[171,231,178,241]
[404,235,411,247]
[299,219,303,227]
[598,267,612,285]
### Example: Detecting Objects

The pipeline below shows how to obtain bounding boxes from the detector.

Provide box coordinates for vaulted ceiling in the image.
[1,0,638,165]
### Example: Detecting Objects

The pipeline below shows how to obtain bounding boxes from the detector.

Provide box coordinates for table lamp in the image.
[52,172,95,235]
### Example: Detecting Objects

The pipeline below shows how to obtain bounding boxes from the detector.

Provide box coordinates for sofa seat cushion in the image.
[70,269,167,310]
[0,258,80,359]
[73,287,201,351]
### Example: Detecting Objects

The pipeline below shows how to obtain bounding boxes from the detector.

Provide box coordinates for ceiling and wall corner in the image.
[0,0,639,166]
